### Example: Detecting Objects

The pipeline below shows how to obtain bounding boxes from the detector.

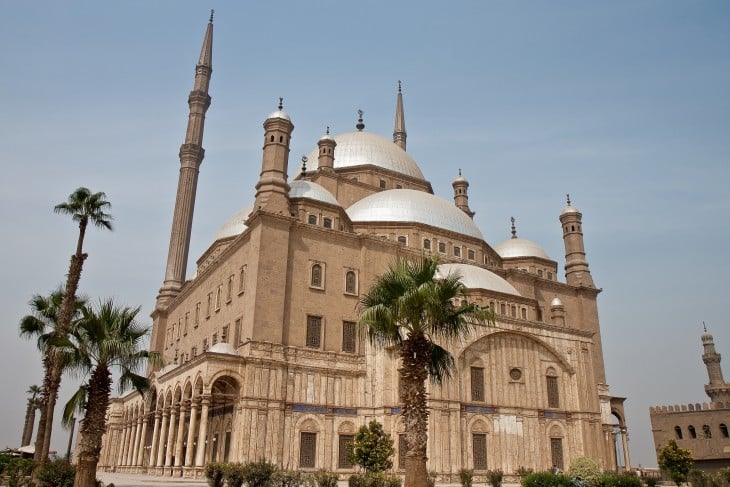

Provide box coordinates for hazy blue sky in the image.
[1,1,729,468]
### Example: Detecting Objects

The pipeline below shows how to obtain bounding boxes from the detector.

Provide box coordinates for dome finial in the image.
[300,155,308,176]
[326,126,330,135]
[278,97,284,111]
[209,9,214,23]
[703,321,708,333]
[566,193,571,206]
[510,216,517,239]
[458,168,462,176]
[356,109,365,131]
[398,80,402,93]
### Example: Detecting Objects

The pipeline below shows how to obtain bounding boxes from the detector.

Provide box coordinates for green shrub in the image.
[272,470,312,487]
[568,458,601,487]
[314,470,339,487]
[521,471,573,487]
[600,473,642,487]
[5,457,35,487]
[517,467,535,481]
[459,468,474,487]
[205,462,226,487]
[242,460,278,487]
[487,469,504,487]
[644,478,657,487]
[37,459,76,487]
[348,472,401,487]
[347,421,395,474]
[223,463,246,487]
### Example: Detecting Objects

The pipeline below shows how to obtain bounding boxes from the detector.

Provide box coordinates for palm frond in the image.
[62,386,88,427]
[426,343,454,385]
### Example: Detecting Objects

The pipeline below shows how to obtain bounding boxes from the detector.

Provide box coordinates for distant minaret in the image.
[393,81,407,150]
[317,127,336,172]
[701,324,730,403]
[452,169,474,218]
[158,13,214,304]
[253,98,294,214]
[560,194,594,287]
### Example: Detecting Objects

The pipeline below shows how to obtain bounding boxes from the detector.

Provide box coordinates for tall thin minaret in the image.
[701,324,730,402]
[560,194,594,287]
[393,81,407,150]
[452,169,474,218]
[253,99,294,214]
[158,13,214,305]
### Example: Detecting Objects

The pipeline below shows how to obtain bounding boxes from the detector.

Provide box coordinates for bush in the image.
[4,457,35,487]
[348,472,401,487]
[37,459,76,487]
[458,468,474,487]
[516,467,535,481]
[487,469,504,487]
[314,470,339,487]
[600,473,642,487]
[272,470,312,487]
[205,462,226,487]
[242,460,278,487]
[521,472,573,487]
[223,463,245,487]
[568,458,602,487]
[347,421,394,474]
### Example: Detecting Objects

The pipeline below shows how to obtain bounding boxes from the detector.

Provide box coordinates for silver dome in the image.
[346,189,484,240]
[551,297,564,307]
[301,131,424,180]
[208,342,238,355]
[267,109,291,121]
[561,204,579,215]
[214,206,253,241]
[289,180,340,206]
[494,237,551,260]
[437,263,520,296]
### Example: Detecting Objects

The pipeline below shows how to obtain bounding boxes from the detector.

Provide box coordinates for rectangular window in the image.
[379,179,386,189]
[511,305,517,317]
[221,325,228,343]
[468,249,475,260]
[423,239,431,251]
[438,242,446,253]
[306,316,322,348]
[471,367,485,402]
[338,435,354,468]
[547,376,560,408]
[323,217,333,229]
[547,271,553,281]
[550,438,564,470]
[227,275,234,302]
[397,235,407,245]
[537,269,544,278]
[500,303,506,315]
[342,321,356,353]
[235,318,242,345]
[454,246,461,257]
[308,214,318,225]
[195,302,201,327]
[398,434,407,470]
[300,432,317,468]
[472,434,487,470]
[521,308,527,320]
[192,346,197,358]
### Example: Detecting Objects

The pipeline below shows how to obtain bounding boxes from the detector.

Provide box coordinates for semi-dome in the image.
[289,180,339,206]
[551,297,564,307]
[301,131,425,180]
[346,189,484,240]
[494,237,551,260]
[208,343,238,355]
[437,263,520,296]
[214,206,253,241]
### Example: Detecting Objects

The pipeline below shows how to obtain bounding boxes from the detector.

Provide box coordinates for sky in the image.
[0,1,729,469]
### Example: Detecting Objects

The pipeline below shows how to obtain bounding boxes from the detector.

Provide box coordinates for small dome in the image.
[301,131,425,180]
[318,131,335,142]
[437,263,520,296]
[214,206,253,241]
[267,109,291,121]
[346,189,484,240]
[561,204,580,216]
[289,180,340,206]
[208,343,237,355]
[494,237,551,260]
[551,297,564,307]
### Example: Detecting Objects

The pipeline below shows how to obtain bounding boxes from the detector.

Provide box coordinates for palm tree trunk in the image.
[75,365,111,487]
[400,336,431,487]
[33,353,59,463]
[21,400,35,446]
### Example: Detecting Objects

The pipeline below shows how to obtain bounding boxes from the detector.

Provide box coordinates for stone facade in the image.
[97,17,630,479]
[649,330,730,472]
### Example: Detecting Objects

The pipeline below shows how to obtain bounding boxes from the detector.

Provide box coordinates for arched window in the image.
[423,238,431,251]
[546,367,559,408]
[311,264,323,288]
[720,423,728,438]
[674,426,683,440]
[703,424,712,438]
[345,270,357,295]
[688,425,697,438]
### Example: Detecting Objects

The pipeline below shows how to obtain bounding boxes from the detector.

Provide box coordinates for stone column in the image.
[184,398,200,467]
[174,402,188,469]
[149,411,161,467]
[156,408,170,468]
[195,395,211,466]
[116,424,127,467]
[131,417,143,466]
[165,405,179,467]
[621,427,631,470]
[136,414,150,466]
[121,422,132,466]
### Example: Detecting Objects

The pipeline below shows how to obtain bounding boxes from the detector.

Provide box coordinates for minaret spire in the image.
[452,169,474,219]
[393,81,407,150]
[701,326,730,403]
[157,15,214,305]
[560,195,594,287]
[511,217,517,238]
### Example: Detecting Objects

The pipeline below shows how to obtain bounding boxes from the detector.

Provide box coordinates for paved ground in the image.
[97,472,209,487]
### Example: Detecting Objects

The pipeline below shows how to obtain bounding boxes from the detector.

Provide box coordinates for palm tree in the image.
[19,290,85,456]
[358,257,493,487]
[21,385,42,446]
[58,299,161,487]
[33,188,112,463]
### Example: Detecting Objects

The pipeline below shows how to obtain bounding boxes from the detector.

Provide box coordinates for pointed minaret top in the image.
[198,12,214,68]
[566,193,571,206]
[704,321,708,333]
[393,81,407,150]
[511,217,517,239]
[356,109,365,131]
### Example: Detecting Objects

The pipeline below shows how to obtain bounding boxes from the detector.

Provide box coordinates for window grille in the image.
[471,367,484,402]
[342,321,356,353]
[550,437,564,470]
[300,432,317,468]
[345,271,357,294]
[306,316,322,348]
[472,434,487,470]
[338,435,354,468]
[546,374,559,408]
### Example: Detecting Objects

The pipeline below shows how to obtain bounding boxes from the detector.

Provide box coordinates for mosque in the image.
[97,16,630,479]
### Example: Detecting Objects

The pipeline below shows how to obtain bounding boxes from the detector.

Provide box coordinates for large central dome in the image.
[302,131,425,180]
[347,189,484,240]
